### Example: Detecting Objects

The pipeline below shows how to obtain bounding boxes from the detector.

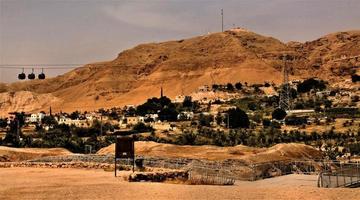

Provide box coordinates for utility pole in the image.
[16,119,20,144]
[221,9,224,32]
[227,113,230,129]
[100,114,103,136]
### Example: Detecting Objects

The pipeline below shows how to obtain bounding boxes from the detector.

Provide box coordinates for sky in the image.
[0,0,359,83]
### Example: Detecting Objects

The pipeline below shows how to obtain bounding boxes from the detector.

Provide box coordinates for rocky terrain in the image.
[0,142,324,182]
[0,29,359,114]
[0,141,322,163]
[0,146,71,162]
[97,141,322,163]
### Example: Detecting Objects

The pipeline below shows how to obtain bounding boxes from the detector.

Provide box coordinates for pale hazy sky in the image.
[0,0,359,82]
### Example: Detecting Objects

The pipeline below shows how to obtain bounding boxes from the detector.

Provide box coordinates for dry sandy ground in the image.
[1,167,360,200]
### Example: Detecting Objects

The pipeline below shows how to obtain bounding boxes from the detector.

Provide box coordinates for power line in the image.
[0,64,83,70]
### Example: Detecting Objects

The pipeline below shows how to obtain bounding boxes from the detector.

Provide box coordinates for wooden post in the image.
[336,173,339,187]
[132,157,135,172]
[357,162,359,182]
[114,158,117,177]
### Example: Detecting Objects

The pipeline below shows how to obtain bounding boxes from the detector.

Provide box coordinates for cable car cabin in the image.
[18,73,26,80]
[38,73,45,79]
[28,73,35,80]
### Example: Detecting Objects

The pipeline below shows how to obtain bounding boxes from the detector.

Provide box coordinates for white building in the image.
[57,116,90,128]
[177,111,194,120]
[25,113,45,123]
[198,85,211,92]
[151,122,176,131]
[145,114,159,122]
[125,116,145,125]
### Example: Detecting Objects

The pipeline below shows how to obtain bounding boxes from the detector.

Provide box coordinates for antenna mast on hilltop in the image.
[221,9,224,32]
[279,54,292,111]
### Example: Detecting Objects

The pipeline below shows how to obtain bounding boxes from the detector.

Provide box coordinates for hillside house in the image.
[25,113,45,123]
[57,116,91,128]
[177,111,194,120]
[125,116,145,125]
[198,85,211,92]
[151,122,176,131]
[145,114,159,122]
[316,90,331,98]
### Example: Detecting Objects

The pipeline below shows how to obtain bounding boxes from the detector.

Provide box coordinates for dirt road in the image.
[1,167,359,200]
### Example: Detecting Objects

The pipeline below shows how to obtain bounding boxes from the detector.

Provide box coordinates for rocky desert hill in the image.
[0,29,359,114]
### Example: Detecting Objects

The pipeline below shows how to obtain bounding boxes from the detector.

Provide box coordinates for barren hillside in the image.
[0,29,359,114]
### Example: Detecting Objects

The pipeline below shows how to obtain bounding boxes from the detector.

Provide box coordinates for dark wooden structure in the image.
[114,136,135,177]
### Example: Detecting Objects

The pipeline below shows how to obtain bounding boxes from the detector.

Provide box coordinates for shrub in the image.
[351,74,360,83]
[215,113,223,125]
[176,131,197,145]
[272,108,287,120]
[348,142,360,155]
[227,83,234,91]
[297,78,326,93]
[0,118,8,128]
[212,84,219,91]
[199,114,213,127]
[133,122,154,133]
[285,116,307,126]
[247,102,257,111]
[42,116,58,126]
[182,96,193,108]
[226,108,250,129]
[235,82,243,90]
[262,119,271,127]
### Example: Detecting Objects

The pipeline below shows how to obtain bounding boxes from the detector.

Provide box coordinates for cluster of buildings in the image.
[14,109,195,132]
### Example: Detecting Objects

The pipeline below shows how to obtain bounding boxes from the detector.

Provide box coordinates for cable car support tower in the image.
[279,55,291,111]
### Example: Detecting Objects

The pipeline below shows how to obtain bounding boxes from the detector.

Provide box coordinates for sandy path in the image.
[0,167,359,200]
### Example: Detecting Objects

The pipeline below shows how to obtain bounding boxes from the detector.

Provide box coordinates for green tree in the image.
[290,88,298,99]
[297,78,326,93]
[199,114,213,127]
[215,113,223,125]
[272,108,287,120]
[226,108,250,129]
[0,118,8,128]
[182,96,193,109]
[247,102,257,111]
[42,116,58,126]
[133,122,154,133]
[69,111,80,120]
[235,82,243,90]
[136,96,174,116]
[176,130,197,145]
[262,119,271,127]
[159,105,179,122]
[3,114,24,147]
[351,74,360,83]
[212,84,219,91]
[227,83,234,91]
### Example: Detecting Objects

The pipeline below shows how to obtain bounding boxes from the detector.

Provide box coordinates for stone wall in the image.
[0,162,113,169]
